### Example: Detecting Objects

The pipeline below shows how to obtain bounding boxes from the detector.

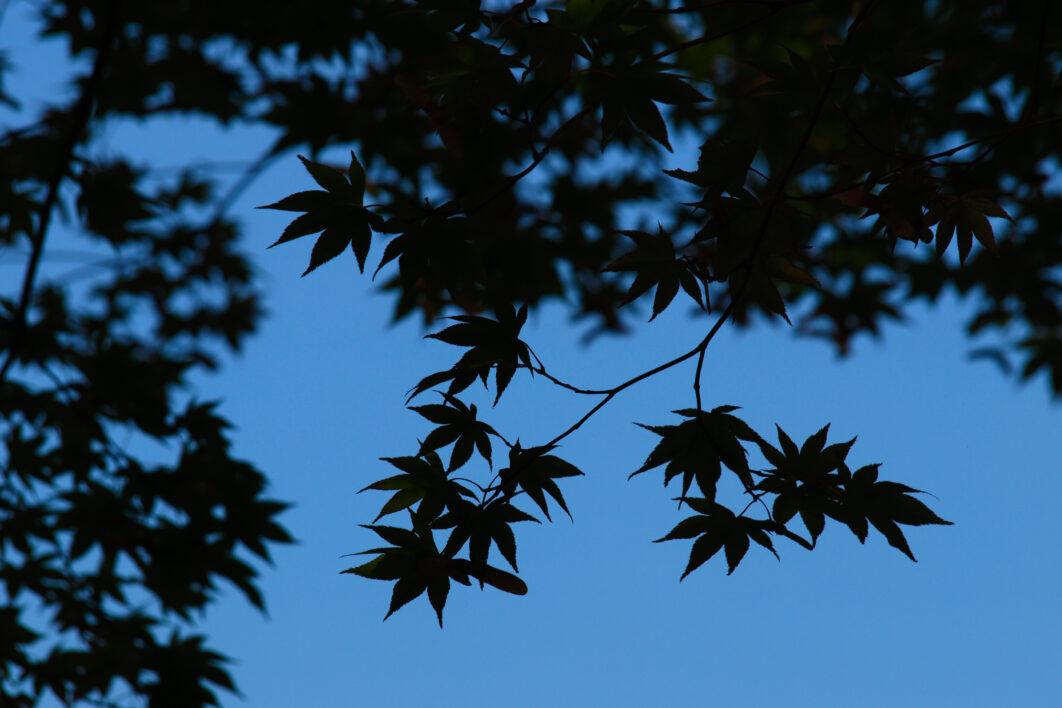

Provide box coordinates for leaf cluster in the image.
[258,0,1060,625]
[650,418,952,576]
[410,304,533,404]
[1,3,318,701]
[261,153,381,275]
[351,430,584,625]
[5,0,1056,677]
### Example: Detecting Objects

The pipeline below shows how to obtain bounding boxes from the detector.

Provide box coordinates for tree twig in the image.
[0,0,122,386]
[650,0,816,61]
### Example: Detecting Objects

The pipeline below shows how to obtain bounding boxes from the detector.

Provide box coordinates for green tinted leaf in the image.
[364,524,420,548]
[359,474,415,493]
[374,488,425,522]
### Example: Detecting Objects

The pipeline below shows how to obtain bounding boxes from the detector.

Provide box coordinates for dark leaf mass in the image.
[3,0,1059,701]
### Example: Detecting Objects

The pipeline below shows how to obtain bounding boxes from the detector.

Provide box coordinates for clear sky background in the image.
[4,5,1061,706]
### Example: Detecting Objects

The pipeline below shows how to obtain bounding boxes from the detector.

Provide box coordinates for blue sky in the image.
[4,5,1061,706]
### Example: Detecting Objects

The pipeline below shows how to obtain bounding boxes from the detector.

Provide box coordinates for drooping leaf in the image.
[411,392,498,470]
[360,451,474,524]
[498,443,583,521]
[632,406,757,499]
[603,228,705,319]
[413,305,532,404]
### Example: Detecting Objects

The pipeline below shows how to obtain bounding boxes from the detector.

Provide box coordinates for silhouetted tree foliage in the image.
[2,0,1060,703]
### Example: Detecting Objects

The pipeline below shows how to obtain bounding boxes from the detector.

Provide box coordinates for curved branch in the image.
[524,345,613,395]
[478,2,877,514]
[463,107,592,217]
[211,147,284,224]
[547,293,741,452]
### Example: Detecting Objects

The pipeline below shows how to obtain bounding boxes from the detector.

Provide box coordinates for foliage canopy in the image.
[2,0,1060,704]
[263,0,1060,625]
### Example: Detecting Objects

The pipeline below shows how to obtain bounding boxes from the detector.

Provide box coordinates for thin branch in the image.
[788,114,1062,202]
[0,0,122,386]
[526,40,856,452]
[633,0,815,13]
[774,523,814,550]
[692,344,708,412]
[1024,0,1053,118]
[525,363,613,395]
[551,295,741,453]
[688,0,876,522]
[451,476,488,493]
[834,101,906,160]
[479,1,878,517]
[650,0,816,61]
[477,295,741,508]
[737,491,770,518]
[463,107,592,217]
[211,148,283,224]
[524,345,613,394]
